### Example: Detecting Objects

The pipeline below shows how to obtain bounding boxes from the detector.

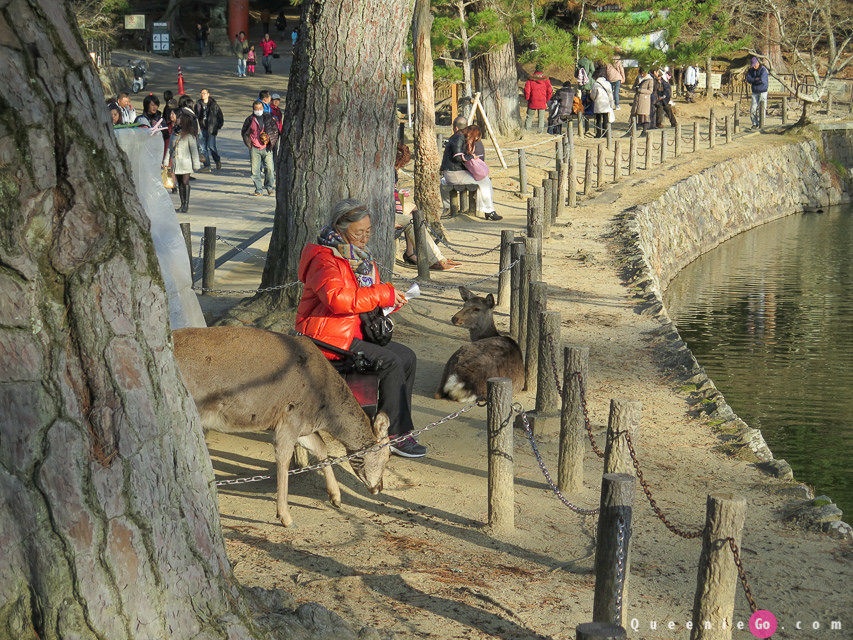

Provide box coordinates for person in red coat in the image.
[296,199,427,458]
[524,66,553,134]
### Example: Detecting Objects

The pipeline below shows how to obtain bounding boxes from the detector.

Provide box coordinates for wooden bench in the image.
[447,184,478,217]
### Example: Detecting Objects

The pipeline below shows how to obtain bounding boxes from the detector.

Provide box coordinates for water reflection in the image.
[664,204,853,517]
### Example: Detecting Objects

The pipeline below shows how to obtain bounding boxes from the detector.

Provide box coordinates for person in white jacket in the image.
[163,112,201,212]
[591,70,615,138]
[684,64,698,103]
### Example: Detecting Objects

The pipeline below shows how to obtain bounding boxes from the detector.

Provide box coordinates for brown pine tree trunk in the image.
[412,0,445,227]
[0,3,257,637]
[259,0,414,310]
[473,1,522,137]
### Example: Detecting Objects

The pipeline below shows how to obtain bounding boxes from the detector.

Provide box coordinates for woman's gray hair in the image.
[330,199,369,234]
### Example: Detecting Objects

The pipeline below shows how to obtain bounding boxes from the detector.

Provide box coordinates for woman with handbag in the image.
[591,69,615,138]
[440,125,502,221]
[295,199,426,458]
[163,112,201,212]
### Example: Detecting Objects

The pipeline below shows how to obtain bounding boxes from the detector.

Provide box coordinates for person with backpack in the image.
[523,65,553,135]
[576,56,595,98]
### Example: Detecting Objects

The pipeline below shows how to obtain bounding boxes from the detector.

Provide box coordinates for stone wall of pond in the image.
[615,128,853,540]
[623,135,851,296]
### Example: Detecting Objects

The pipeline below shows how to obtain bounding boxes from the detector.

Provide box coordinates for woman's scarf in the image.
[318,225,375,287]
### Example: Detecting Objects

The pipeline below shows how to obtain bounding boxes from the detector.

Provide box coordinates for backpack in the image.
[577,66,589,87]
[572,96,583,114]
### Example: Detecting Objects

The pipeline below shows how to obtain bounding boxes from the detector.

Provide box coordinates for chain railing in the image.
[728,537,759,613]
[216,399,485,487]
[378,257,519,292]
[514,403,600,515]
[615,516,628,621]
[573,372,605,458]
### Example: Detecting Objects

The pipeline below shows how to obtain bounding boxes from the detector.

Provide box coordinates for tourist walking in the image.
[164,112,201,213]
[233,31,249,77]
[591,70,615,138]
[746,57,769,128]
[195,23,208,57]
[260,34,277,74]
[194,89,224,172]
[523,66,553,134]
[246,46,257,76]
[632,68,655,136]
[654,69,678,127]
[241,100,279,196]
[605,56,625,109]
[684,64,698,103]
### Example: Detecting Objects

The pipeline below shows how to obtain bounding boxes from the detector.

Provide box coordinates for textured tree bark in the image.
[259,0,414,309]
[0,3,259,638]
[412,0,445,228]
[472,2,522,137]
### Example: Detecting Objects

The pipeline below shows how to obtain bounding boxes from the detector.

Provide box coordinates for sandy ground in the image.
[119,44,852,639]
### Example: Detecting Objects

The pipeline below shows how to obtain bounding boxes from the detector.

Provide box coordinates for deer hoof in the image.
[277,512,296,528]
[329,496,342,509]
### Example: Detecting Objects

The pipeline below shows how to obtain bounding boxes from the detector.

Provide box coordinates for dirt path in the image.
[121,48,852,639]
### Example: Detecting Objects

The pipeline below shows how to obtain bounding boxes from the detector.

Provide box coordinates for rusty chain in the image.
[728,537,759,613]
[215,399,485,487]
[623,430,703,539]
[191,280,303,295]
[378,257,519,292]
[433,232,502,257]
[571,372,605,458]
[514,403,600,515]
[615,516,628,622]
[547,335,562,396]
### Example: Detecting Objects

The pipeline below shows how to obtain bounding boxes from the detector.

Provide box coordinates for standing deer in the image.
[173,326,390,527]
[435,286,525,402]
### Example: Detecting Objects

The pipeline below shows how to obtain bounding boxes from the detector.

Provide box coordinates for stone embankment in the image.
[615,126,853,540]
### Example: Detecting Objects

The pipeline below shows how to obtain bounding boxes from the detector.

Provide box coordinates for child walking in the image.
[247,45,256,76]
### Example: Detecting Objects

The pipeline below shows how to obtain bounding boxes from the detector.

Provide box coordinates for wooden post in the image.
[202,226,216,295]
[457,188,468,214]
[605,122,612,150]
[524,281,548,396]
[724,116,731,144]
[517,253,534,357]
[533,185,545,229]
[542,179,553,234]
[596,143,605,189]
[449,188,460,217]
[645,133,652,170]
[628,130,636,175]
[592,473,635,629]
[584,148,593,196]
[827,92,833,115]
[527,196,542,231]
[690,492,747,640]
[578,110,585,137]
[576,622,627,639]
[659,129,667,165]
[412,209,431,281]
[674,123,681,158]
[518,148,528,195]
[487,377,514,535]
[693,121,699,153]
[733,102,740,133]
[548,169,559,227]
[568,145,577,207]
[557,147,568,219]
[567,125,575,159]
[180,222,193,280]
[450,82,458,122]
[709,109,716,149]
[524,234,542,280]
[497,229,513,309]
[781,96,788,125]
[509,240,525,342]
[613,140,622,184]
[603,399,641,476]
[558,345,589,493]
[531,310,561,436]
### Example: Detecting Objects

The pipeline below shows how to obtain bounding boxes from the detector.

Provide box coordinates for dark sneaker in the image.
[215,160,222,170]
[484,211,503,221]
[390,436,427,458]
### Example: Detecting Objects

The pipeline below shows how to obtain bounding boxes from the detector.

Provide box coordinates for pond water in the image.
[664,204,853,518]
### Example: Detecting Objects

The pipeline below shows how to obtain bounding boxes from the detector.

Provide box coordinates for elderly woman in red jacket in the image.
[296,199,426,458]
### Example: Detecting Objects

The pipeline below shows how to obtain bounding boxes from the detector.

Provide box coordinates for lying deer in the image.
[172,326,390,528]
[435,286,525,402]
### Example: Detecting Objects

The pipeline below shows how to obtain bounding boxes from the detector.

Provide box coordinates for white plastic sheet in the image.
[115,128,206,329]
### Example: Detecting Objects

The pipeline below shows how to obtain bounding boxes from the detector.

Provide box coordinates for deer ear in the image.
[372,411,390,440]
[459,286,472,301]
[485,293,495,308]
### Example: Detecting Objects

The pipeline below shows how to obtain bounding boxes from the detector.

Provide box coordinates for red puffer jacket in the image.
[295,244,396,355]
[524,72,553,110]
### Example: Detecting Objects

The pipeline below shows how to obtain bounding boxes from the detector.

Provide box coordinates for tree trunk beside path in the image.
[0,2,260,637]
[259,0,414,310]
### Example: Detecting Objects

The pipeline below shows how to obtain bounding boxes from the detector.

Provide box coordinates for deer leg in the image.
[273,425,298,528]
[297,432,341,509]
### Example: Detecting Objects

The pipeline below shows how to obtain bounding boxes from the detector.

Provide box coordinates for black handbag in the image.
[359,306,393,346]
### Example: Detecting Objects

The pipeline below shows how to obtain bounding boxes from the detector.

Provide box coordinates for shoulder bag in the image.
[464,156,490,181]
[360,306,393,346]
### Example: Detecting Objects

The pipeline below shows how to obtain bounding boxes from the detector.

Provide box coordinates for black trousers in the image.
[349,339,416,437]
[655,101,677,127]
